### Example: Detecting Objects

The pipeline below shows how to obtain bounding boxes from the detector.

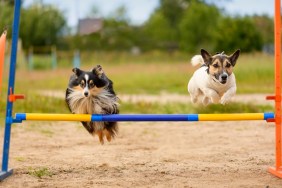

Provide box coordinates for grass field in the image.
[13,51,275,94]
[0,51,275,119]
[1,52,279,187]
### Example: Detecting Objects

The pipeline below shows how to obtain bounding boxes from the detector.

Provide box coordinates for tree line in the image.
[0,0,274,53]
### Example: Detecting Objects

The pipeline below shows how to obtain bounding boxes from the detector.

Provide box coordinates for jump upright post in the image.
[0,0,22,180]
[267,0,282,178]
[0,0,282,181]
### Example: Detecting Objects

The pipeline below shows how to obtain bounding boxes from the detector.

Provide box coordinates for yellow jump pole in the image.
[198,113,266,121]
[24,113,92,122]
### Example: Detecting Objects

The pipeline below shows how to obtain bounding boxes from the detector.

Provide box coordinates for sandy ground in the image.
[0,93,281,187]
[0,121,281,188]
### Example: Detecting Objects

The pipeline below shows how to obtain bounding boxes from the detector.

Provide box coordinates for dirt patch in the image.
[0,120,281,187]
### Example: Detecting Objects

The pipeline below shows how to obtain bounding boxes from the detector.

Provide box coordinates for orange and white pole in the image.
[0,30,7,93]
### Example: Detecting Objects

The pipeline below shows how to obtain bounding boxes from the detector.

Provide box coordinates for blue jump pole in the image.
[0,0,21,180]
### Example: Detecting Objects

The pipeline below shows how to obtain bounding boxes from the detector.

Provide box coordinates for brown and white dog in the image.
[187,49,240,105]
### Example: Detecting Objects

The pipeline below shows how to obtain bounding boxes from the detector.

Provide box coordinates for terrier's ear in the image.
[229,49,240,66]
[92,65,104,78]
[201,49,212,65]
[72,67,82,77]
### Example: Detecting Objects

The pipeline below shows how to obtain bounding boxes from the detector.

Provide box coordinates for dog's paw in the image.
[93,65,104,78]
[190,96,198,104]
[220,95,231,105]
[202,97,210,106]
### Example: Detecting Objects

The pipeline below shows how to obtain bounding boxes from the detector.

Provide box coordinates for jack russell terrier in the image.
[188,49,240,105]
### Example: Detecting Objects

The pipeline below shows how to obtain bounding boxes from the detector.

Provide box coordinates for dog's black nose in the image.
[221,75,227,80]
[84,92,89,97]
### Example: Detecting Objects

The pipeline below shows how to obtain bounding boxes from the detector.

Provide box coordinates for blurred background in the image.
[0,0,277,115]
[1,0,274,54]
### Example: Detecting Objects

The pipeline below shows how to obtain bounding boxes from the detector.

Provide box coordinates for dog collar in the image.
[212,78,218,83]
[209,74,218,83]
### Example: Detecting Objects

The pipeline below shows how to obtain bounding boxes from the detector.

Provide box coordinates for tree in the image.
[214,16,263,52]
[0,2,14,38]
[178,1,221,52]
[20,4,66,49]
[75,5,140,51]
[143,10,174,50]
[1,0,15,6]
[143,0,191,51]
[101,16,135,50]
[251,15,274,45]
[160,0,187,26]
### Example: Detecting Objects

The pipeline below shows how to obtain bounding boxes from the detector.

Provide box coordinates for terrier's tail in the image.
[191,55,204,66]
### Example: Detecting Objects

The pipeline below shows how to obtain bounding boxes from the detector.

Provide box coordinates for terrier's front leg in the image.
[220,86,236,105]
[202,96,211,106]
[202,88,220,104]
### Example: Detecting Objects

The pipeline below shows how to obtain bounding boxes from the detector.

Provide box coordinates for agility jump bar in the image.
[14,112,274,123]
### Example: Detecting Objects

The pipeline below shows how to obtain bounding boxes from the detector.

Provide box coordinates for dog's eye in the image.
[226,64,231,68]
[213,64,219,68]
[89,81,95,88]
[80,81,85,88]
[89,80,95,88]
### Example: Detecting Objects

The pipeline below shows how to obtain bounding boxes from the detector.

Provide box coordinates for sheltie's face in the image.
[72,66,108,97]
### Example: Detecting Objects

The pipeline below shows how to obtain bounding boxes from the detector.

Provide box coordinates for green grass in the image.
[112,71,187,94]
[120,101,273,114]
[0,93,69,123]
[0,52,276,120]
[234,53,274,93]
[28,167,53,179]
[7,52,275,95]
[0,94,273,116]
[12,93,69,114]
[0,93,273,121]
[40,129,54,137]
[14,156,25,162]
[31,55,53,70]
[104,52,275,94]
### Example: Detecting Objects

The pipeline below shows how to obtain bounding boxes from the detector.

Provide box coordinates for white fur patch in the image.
[191,55,204,66]
[83,74,90,94]
[84,74,89,81]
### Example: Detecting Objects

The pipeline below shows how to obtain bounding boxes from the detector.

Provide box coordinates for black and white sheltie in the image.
[65,65,119,144]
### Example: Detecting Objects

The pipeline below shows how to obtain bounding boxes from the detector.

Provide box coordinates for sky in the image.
[22,0,275,27]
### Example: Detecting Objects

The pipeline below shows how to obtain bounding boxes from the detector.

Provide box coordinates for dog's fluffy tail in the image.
[191,55,204,66]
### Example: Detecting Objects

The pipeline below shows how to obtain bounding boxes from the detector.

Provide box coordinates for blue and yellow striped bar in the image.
[14,112,274,123]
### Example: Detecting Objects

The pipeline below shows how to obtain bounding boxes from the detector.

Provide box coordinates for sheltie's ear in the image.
[92,65,109,87]
[72,67,82,77]
[92,65,104,79]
